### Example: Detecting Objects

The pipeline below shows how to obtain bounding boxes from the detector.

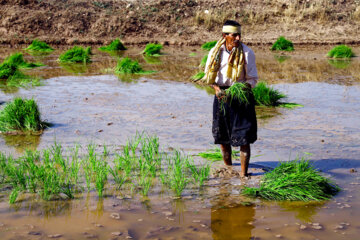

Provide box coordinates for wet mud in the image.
[0,45,360,239]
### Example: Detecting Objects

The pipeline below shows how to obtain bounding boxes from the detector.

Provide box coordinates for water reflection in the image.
[2,134,41,153]
[274,55,291,63]
[328,59,352,69]
[60,63,90,74]
[211,201,255,240]
[278,201,325,222]
[143,55,163,65]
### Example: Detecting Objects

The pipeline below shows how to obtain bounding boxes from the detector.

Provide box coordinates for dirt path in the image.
[1,0,360,46]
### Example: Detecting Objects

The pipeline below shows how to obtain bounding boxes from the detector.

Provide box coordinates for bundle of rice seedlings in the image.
[142,43,163,56]
[271,36,294,51]
[114,57,155,74]
[0,97,45,133]
[225,82,250,105]
[58,46,91,63]
[198,147,240,162]
[242,159,340,201]
[252,82,286,106]
[201,40,217,51]
[25,39,54,52]
[0,53,43,70]
[199,54,208,68]
[191,71,205,81]
[327,45,355,58]
[99,39,127,51]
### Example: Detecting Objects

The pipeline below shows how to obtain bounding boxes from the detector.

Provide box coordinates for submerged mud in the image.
[0,46,360,239]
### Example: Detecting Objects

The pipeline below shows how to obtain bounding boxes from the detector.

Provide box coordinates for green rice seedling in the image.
[99,39,127,51]
[9,186,20,204]
[199,54,208,68]
[197,147,240,162]
[142,43,163,56]
[94,158,108,198]
[327,45,355,58]
[109,165,126,189]
[114,57,155,74]
[185,158,211,187]
[166,150,190,196]
[0,97,45,133]
[219,82,250,112]
[191,71,205,81]
[252,82,287,107]
[58,46,91,63]
[242,158,340,201]
[201,40,217,51]
[26,39,54,52]
[271,36,294,51]
[137,170,153,197]
[1,53,43,70]
[83,159,92,192]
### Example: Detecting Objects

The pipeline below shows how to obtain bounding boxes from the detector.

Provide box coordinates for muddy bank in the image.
[1,0,360,46]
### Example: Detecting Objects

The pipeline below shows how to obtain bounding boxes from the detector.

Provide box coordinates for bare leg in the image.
[220,144,232,166]
[240,144,251,177]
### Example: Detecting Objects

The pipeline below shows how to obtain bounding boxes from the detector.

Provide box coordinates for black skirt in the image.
[212,90,257,146]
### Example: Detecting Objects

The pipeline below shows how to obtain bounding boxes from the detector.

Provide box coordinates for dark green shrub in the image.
[242,159,340,201]
[58,46,91,63]
[327,45,355,58]
[26,39,54,52]
[99,39,127,51]
[0,98,45,133]
[271,36,294,51]
[142,43,163,56]
[201,40,217,51]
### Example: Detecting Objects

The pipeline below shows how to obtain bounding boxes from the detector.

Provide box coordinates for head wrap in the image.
[222,25,241,34]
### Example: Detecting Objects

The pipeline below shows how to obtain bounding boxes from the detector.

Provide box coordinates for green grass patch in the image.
[25,39,54,52]
[271,36,294,51]
[0,97,46,133]
[99,39,127,51]
[58,46,92,63]
[142,43,163,56]
[115,57,155,74]
[327,45,355,58]
[198,147,240,162]
[201,40,217,51]
[242,158,340,201]
[191,71,205,81]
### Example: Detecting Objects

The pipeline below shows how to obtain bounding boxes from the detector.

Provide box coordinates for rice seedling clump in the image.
[271,36,294,51]
[26,39,54,52]
[199,54,208,68]
[58,46,91,63]
[201,40,217,51]
[225,82,250,104]
[191,71,205,81]
[252,82,286,106]
[142,43,163,56]
[242,159,340,201]
[115,57,155,74]
[0,97,45,133]
[99,39,127,51]
[327,45,355,58]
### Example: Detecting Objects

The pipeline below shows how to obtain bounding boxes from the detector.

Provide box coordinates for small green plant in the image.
[26,39,54,52]
[242,158,340,201]
[201,40,217,51]
[58,46,91,63]
[0,97,46,133]
[198,147,240,162]
[142,43,163,56]
[191,71,205,81]
[327,45,355,58]
[99,39,127,51]
[271,36,294,51]
[114,57,155,74]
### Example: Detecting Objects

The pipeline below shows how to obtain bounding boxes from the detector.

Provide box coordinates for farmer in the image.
[204,20,258,177]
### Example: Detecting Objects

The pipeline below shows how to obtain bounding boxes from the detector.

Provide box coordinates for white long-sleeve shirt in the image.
[204,43,258,88]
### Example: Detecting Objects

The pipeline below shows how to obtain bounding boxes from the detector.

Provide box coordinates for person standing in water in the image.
[204,20,258,177]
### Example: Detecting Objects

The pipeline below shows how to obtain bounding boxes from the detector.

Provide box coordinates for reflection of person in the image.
[204,20,258,177]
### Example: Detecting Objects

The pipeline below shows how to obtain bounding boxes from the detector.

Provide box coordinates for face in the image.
[223,32,241,51]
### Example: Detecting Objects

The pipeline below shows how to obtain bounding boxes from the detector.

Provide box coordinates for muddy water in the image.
[0,46,360,239]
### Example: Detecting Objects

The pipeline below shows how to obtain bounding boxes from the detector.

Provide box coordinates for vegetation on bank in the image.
[242,158,340,201]
[142,43,163,56]
[0,98,46,134]
[0,53,42,87]
[0,133,211,203]
[327,45,355,58]
[58,46,92,63]
[271,36,294,51]
[114,57,155,74]
[26,39,54,52]
[99,39,127,51]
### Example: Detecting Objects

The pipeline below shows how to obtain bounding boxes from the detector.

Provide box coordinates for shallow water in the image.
[0,45,360,239]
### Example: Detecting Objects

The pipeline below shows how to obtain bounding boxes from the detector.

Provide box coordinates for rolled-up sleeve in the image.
[244,49,258,88]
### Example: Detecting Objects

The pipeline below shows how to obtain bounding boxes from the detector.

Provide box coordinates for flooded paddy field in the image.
[0,45,360,239]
